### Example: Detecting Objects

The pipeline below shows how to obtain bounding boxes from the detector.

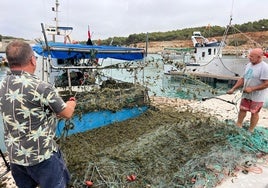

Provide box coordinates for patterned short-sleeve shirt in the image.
[0,70,66,166]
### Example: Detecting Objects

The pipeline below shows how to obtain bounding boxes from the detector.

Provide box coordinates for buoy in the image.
[127,174,136,182]
[85,180,93,187]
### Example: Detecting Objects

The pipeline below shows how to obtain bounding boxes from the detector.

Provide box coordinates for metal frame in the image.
[0,149,10,179]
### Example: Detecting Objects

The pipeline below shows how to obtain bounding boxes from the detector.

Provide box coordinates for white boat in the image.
[163,31,268,78]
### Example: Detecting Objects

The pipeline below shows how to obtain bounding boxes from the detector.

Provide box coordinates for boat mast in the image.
[52,0,60,42]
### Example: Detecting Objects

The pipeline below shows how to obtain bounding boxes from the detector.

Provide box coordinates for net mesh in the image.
[60,106,268,187]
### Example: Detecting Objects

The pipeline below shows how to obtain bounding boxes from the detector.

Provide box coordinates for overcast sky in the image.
[0,0,267,41]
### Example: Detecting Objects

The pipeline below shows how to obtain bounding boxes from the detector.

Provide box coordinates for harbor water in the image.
[0,66,7,152]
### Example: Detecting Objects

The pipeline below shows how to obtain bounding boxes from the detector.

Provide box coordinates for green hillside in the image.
[96,19,268,46]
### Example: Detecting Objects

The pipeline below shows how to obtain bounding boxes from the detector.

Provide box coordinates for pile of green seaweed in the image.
[59,81,150,117]
[60,106,268,188]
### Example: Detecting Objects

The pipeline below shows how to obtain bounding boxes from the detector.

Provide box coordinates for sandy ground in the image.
[0,159,15,188]
[188,92,268,128]
[1,93,267,187]
[151,92,268,128]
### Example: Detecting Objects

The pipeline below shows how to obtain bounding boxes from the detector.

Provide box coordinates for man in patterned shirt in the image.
[0,40,77,187]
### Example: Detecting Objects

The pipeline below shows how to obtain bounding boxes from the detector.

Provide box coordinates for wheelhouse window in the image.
[208,48,212,55]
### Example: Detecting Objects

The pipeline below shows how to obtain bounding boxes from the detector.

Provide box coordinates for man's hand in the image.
[58,97,77,119]
[227,88,235,94]
[243,87,253,93]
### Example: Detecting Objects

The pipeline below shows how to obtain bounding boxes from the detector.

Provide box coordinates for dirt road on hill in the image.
[135,31,268,54]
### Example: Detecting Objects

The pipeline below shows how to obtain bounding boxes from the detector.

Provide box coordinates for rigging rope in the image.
[231,26,263,48]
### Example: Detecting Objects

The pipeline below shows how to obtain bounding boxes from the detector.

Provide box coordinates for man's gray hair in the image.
[5,40,33,67]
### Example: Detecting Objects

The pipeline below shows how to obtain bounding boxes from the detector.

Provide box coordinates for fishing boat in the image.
[32,1,150,138]
[33,36,150,138]
[163,30,251,78]
[33,41,150,138]
[163,27,268,79]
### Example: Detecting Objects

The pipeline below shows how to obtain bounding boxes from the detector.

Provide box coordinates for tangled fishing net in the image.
[59,104,268,188]
[59,81,150,117]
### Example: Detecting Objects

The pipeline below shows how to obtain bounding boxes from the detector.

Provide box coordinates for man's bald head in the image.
[250,48,263,57]
[248,48,263,65]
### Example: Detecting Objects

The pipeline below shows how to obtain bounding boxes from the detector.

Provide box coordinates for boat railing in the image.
[47,59,145,70]
[48,46,145,54]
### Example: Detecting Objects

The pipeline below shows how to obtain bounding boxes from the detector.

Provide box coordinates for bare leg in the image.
[236,110,247,128]
[248,112,259,133]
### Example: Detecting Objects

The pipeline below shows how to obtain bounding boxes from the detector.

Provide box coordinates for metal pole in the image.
[41,23,49,51]
[0,149,10,171]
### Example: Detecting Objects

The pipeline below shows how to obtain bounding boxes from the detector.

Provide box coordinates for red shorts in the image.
[240,98,263,113]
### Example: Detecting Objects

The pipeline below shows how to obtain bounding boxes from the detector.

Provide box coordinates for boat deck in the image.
[167,71,241,87]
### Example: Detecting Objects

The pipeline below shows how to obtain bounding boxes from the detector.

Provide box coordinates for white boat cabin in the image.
[191,31,224,64]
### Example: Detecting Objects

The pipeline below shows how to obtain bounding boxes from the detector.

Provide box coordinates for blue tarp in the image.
[32,42,145,61]
[56,106,148,137]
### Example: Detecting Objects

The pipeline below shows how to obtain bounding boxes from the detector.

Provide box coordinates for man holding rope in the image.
[0,40,76,187]
[227,48,268,133]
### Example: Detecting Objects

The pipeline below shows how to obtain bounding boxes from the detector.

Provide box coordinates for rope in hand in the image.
[59,72,88,139]
[57,96,77,142]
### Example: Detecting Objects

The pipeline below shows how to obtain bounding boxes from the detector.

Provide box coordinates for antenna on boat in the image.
[230,0,234,20]
[52,0,60,42]
[44,0,73,43]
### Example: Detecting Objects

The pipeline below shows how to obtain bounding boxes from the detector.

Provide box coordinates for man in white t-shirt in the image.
[227,48,268,132]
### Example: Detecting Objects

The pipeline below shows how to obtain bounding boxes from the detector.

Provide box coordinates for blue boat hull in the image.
[56,106,148,137]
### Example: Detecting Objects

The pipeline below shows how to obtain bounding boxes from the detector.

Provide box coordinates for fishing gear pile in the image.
[59,81,150,117]
[60,106,268,187]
